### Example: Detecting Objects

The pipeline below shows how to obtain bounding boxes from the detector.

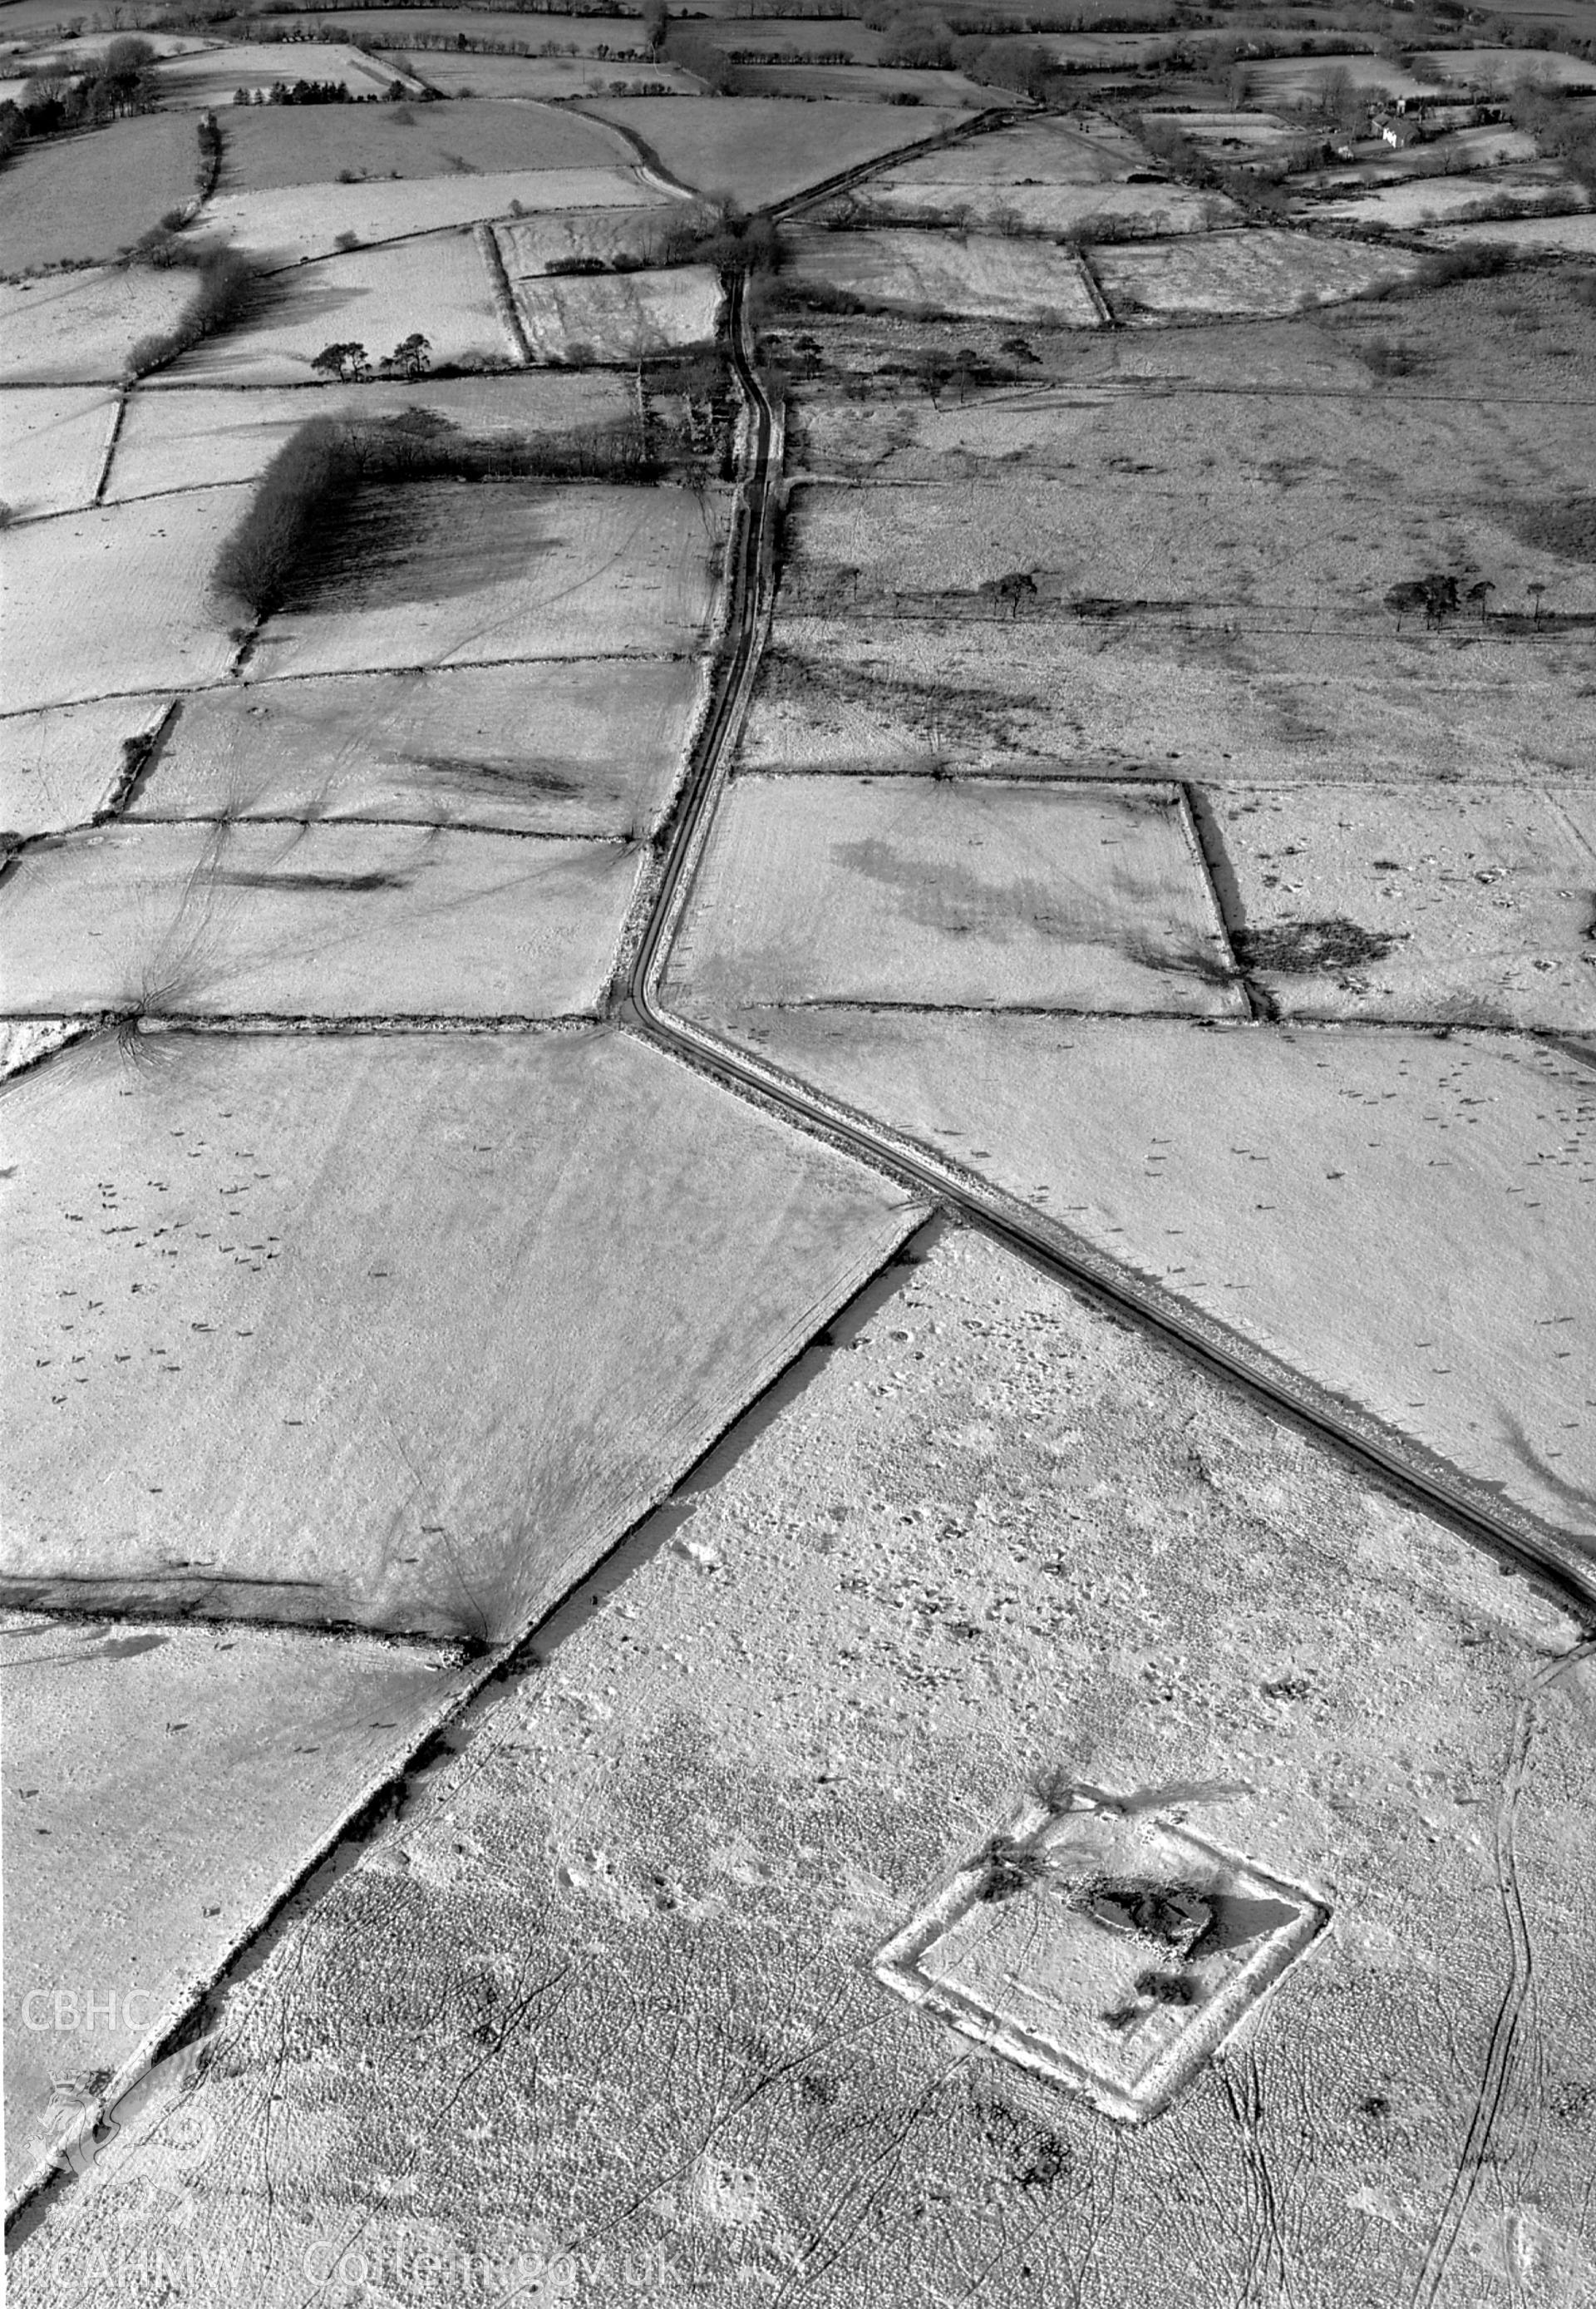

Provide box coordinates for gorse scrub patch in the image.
[1510,493,1596,565]
[1234,917,1404,974]
[211,408,657,618]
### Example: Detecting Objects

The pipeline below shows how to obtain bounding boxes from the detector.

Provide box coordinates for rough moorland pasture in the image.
[206,162,663,264]
[1214,782,1596,1030]
[784,389,1594,619]
[218,95,639,191]
[1420,44,1596,88]
[0,1029,919,1634]
[155,231,512,383]
[131,657,705,834]
[835,175,1234,235]
[576,96,965,205]
[781,228,1101,323]
[1094,229,1424,321]
[1,489,247,713]
[493,202,687,275]
[402,51,702,97]
[0,266,198,385]
[790,306,1383,427]
[738,614,1593,787]
[1322,265,1596,400]
[106,371,633,498]
[1423,208,1596,252]
[2,1611,470,2209]
[1315,166,1590,230]
[155,42,411,105]
[667,775,1242,1018]
[510,262,722,360]
[721,1009,1596,1547]
[0,386,117,517]
[0,695,172,836]
[69,1216,1595,2309]
[245,479,723,678]
[785,385,1596,614]
[0,115,195,274]
[0,821,641,1016]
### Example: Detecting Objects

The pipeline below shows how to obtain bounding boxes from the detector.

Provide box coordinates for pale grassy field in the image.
[208,164,663,266]
[510,263,722,360]
[0,1028,919,1635]
[707,17,882,58]
[0,266,197,385]
[0,694,170,836]
[1245,55,1446,102]
[0,386,116,518]
[219,93,637,190]
[829,114,1235,232]
[131,658,706,834]
[1301,126,1543,193]
[739,614,1594,786]
[576,95,964,204]
[0,821,640,1015]
[737,62,993,104]
[1155,110,1301,147]
[853,115,1154,193]
[1419,44,1596,86]
[156,231,514,384]
[782,228,1102,323]
[494,202,684,275]
[835,175,1236,234]
[2,1609,470,2208]
[1095,229,1424,321]
[405,50,702,96]
[1034,28,1194,62]
[667,774,1242,1017]
[1315,166,1589,229]
[1424,209,1596,251]
[0,114,195,273]
[11,27,214,59]
[1,488,247,712]
[722,1008,1596,1543]
[106,372,633,500]
[1214,782,1596,1030]
[251,8,648,48]
[246,480,722,678]
[155,41,411,104]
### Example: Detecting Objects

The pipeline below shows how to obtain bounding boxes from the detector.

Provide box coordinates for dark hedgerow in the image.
[211,411,659,621]
[124,245,258,378]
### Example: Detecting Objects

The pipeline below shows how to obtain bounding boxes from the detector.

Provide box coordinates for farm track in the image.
[622,271,1596,1635]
